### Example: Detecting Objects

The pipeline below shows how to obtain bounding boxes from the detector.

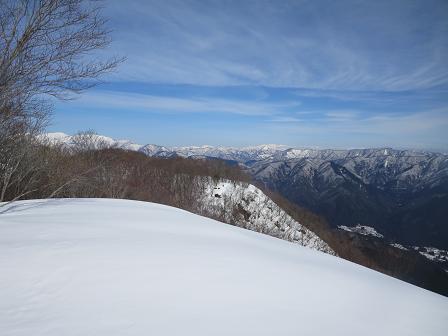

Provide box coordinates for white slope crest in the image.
[0,199,447,336]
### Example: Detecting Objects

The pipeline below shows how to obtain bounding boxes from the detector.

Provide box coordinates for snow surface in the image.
[1,199,447,336]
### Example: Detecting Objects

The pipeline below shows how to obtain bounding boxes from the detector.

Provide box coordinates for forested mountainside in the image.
[246,148,448,251]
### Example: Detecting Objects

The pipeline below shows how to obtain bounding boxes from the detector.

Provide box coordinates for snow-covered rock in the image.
[198,178,334,254]
[338,224,384,238]
[0,199,447,336]
[413,246,448,264]
[390,243,409,251]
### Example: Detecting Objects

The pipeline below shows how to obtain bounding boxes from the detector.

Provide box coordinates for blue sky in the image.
[51,0,448,150]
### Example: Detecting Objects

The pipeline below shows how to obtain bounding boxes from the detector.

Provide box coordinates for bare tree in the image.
[0,0,124,107]
[70,129,109,152]
[0,0,124,204]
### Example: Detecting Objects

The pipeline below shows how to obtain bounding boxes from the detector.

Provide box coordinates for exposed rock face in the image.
[195,178,334,255]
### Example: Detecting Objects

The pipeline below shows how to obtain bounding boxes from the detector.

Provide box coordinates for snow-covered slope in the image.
[0,199,447,336]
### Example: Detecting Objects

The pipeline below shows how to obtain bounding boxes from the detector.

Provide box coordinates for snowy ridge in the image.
[42,132,143,151]
[141,143,290,162]
[197,178,334,254]
[41,132,71,143]
[44,132,291,161]
[0,199,447,336]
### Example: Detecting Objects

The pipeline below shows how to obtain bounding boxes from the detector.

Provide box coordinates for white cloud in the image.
[270,108,448,139]
[75,91,301,116]
[267,116,304,123]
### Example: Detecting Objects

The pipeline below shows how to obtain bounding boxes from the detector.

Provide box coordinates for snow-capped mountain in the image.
[1,199,447,336]
[42,132,143,151]
[41,131,72,143]
[44,133,289,161]
[139,144,173,157]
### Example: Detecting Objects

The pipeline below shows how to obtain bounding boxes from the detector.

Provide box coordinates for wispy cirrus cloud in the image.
[267,116,304,123]
[266,107,448,150]
[268,106,448,129]
[74,90,301,116]
[103,0,448,91]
